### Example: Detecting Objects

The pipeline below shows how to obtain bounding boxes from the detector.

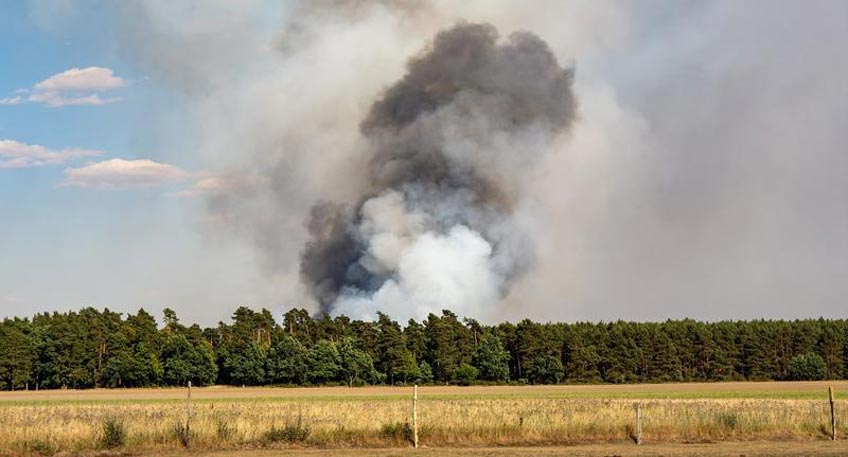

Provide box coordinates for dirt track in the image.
[155,441,848,457]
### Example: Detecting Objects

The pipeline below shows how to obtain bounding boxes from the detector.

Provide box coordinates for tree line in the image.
[0,306,845,390]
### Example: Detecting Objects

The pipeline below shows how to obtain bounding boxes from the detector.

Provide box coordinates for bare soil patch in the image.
[155,441,848,457]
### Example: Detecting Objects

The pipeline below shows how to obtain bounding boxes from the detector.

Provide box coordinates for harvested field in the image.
[0,382,845,456]
[3,380,847,403]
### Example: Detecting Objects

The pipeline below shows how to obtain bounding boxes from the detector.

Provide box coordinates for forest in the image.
[0,307,846,390]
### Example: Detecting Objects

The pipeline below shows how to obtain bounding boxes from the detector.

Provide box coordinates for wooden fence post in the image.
[830,386,836,441]
[413,384,419,448]
[186,381,192,446]
[635,403,642,445]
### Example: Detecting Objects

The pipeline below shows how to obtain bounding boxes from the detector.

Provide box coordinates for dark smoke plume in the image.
[300,22,576,317]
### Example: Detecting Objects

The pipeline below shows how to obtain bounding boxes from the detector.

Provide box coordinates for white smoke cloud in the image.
[336,224,501,322]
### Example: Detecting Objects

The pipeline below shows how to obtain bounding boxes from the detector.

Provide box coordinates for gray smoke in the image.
[300,22,575,318]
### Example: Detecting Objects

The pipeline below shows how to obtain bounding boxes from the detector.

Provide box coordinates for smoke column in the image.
[299,22,576,320]
[33,1,846,325]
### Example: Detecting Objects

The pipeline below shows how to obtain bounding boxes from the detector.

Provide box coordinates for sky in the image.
[0,1,287,324]
[1,0,847,326]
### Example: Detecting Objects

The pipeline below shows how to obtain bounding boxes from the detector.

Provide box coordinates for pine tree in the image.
[472,333,510,382]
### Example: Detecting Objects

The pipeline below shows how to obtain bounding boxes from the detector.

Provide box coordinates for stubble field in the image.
[1,382,846,456]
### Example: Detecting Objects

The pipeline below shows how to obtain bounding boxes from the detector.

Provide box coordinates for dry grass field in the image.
[0,382,846,456]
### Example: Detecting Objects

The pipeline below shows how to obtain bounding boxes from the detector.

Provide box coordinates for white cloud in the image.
[172,173,268,197]
[3,140,195,191]
[0,96,23,105]
[34,66,127,92]
[27,91,120,108]
[60,158,191,189]
[0,139,102,169]
[1,66,128,108]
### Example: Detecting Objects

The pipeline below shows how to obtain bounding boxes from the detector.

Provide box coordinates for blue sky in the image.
[0,2,264,323]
